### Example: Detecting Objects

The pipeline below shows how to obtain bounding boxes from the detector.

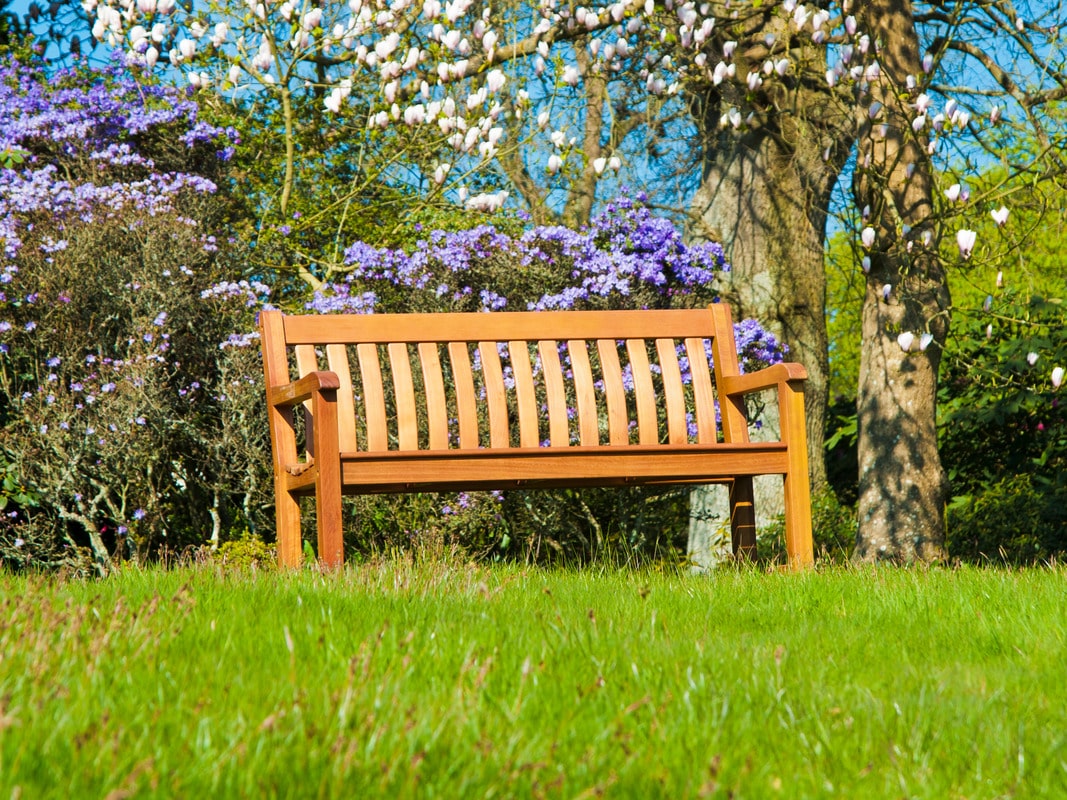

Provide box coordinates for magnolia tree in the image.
[72,0,1067,560]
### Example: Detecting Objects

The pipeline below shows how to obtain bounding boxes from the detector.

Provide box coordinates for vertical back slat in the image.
[510,341,540,448]
[568,340,598,447]
[656,338,688,445]
[295,345,318,455]
[626,339,658,445]
[539,340,569,447]
[326,344,359,452]
[597,339,629,446]
[709,304,749,443]
[449,341,479,449]
[479,342,509,449]
[357,343,389,451]
[685,337,717,444]
[418,342,449,450]
[388,342,418,451]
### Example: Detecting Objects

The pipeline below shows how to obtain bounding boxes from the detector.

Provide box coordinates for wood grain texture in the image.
[449,341,479,449]
[418,342,449,451]
[597,339,629,446]
[357,343,388,452]
[479,342,510,448]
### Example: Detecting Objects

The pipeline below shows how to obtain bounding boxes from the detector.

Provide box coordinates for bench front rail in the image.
[259,304,814,569]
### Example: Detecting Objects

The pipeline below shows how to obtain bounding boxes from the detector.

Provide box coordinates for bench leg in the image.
[783,467,814,570]
[312,390,344,569]
[780,380,815,570]
[276,488,303,568]
[729,478,757,562]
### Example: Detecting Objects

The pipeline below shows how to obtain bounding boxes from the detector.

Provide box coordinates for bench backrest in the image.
[259,304,753,455]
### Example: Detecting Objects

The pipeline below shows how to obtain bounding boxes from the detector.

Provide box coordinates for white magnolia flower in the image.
[956,229,977,259]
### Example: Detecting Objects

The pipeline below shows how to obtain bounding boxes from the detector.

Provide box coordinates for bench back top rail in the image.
[260,305,757,458]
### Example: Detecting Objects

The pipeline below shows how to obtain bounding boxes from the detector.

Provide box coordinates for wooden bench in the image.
[258,304,814,570]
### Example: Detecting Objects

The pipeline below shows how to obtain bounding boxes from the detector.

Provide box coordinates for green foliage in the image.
[215,532,277,571]
[947,474,1067,564]
[759,488,857,564]
[939,292,1067,495]
[3,564,1067,797]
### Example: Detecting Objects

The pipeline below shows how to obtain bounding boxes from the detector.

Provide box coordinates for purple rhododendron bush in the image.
[0,56,273,573]
[0,56,785,571]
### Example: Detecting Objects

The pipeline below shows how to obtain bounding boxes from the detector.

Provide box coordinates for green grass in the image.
[1,561,1065,798]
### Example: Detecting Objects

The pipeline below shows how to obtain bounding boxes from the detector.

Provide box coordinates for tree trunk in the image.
[691,122,836,492]
[685,74,851,566]
[851,0,949,562]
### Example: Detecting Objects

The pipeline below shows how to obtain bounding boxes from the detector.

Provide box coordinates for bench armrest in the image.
[719,362,807,398]
[268,370,341,408]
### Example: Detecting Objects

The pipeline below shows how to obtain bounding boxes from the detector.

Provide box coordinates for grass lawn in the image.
[1,560,1065,798]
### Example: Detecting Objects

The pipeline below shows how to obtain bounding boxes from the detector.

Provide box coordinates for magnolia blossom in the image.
[861,226,876,249]
[465,190,508,213]
[919,333,934,351]
[956,229,977,259]
[897,332,915,352]
[1027,352,1039,366]
[486,69,506,93]
[1053,366,1065,389]
[592,156,607,175]
[944,183,961,202]
[991,206,1009,226]
[546,154,563,174]
[562,65,580,86]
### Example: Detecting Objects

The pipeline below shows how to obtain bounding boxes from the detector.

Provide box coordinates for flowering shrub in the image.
[0,56,271,573]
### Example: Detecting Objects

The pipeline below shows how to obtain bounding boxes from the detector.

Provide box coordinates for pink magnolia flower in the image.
[861,226,876,249]
[897,332,915,352]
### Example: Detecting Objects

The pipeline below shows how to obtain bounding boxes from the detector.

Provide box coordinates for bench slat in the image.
[418,342,449,450]
[328,445,791,494]
[479,342,510,449]
[510,341,540,448]
[709,304,749,444]
[281,308,717,345]
[539,340,569,447]
[357,343,389,451]
[657,338,688,445]
[389,343,419,451]
[449,341,479,449]
[326,344,359,452]
[295,345,318,456]
[685,337,716,444]
[627,340,658,445]
[569,340,599,447]
[597,339,629,446]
